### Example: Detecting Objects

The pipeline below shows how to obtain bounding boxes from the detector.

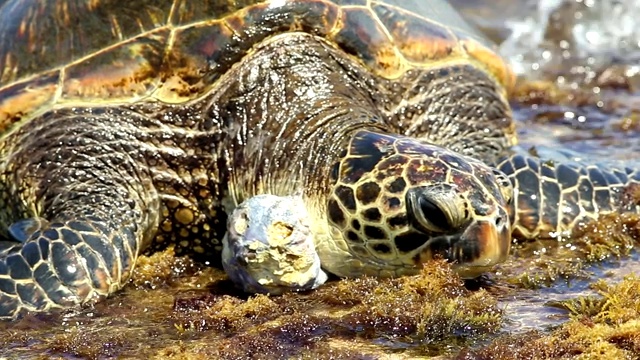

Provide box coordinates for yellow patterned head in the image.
[320,130,513,278]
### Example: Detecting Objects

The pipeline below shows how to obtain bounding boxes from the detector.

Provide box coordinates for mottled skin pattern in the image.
[222,194,327,294]
[323,130,512,278]
[0,0,637,320]
[497,147,640,239]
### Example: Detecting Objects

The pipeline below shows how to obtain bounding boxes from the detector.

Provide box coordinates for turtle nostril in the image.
[495,216,504,227]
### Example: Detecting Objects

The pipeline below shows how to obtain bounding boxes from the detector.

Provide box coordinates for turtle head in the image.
[325,130,512,278]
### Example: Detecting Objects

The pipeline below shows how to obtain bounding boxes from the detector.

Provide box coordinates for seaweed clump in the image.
[164,259,503,358]
[498,210,640,289]
[131,245,226,290]
[456,275,640,359]
[330,259,503,342]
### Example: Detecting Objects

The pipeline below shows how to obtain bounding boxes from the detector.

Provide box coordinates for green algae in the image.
[495,211,640,290]
[164,258,503,358]
[458,276,640,359]
[0,255,504,359]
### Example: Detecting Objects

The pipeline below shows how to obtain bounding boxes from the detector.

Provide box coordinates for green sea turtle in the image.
[0,0,638,319]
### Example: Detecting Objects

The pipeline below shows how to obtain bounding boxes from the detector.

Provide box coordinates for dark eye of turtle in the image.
[406,189,452,234]
[418,195,450,231]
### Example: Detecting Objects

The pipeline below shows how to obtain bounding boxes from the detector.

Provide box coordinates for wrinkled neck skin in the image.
[211,33,386,211]
[208,33,514,211]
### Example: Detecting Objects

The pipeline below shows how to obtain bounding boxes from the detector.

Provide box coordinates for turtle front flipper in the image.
[0,110,159,320]
[0,215,142,319]
[7,217,50,243]
[496,146,640,239]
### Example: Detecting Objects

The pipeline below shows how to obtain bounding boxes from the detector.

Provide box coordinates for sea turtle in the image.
[0,0,638,320]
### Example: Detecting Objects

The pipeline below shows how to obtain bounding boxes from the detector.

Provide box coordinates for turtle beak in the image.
[417,218,511,278]
[452,219,511,278]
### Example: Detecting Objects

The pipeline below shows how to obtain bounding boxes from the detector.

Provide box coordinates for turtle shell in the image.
[0,0,514,134]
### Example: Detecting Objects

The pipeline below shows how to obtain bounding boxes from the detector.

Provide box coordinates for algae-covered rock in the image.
[166,259,503,358]
[458,276,640,359]
[496,211,640,290]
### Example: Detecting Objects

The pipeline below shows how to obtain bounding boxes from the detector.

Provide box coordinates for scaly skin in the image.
[496,146,640,239]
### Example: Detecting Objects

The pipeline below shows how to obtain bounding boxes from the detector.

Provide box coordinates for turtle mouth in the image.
[416,219,511,278]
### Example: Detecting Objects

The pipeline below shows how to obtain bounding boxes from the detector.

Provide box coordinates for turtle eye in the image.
[418,196,450,231]
[406,189,452,233]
